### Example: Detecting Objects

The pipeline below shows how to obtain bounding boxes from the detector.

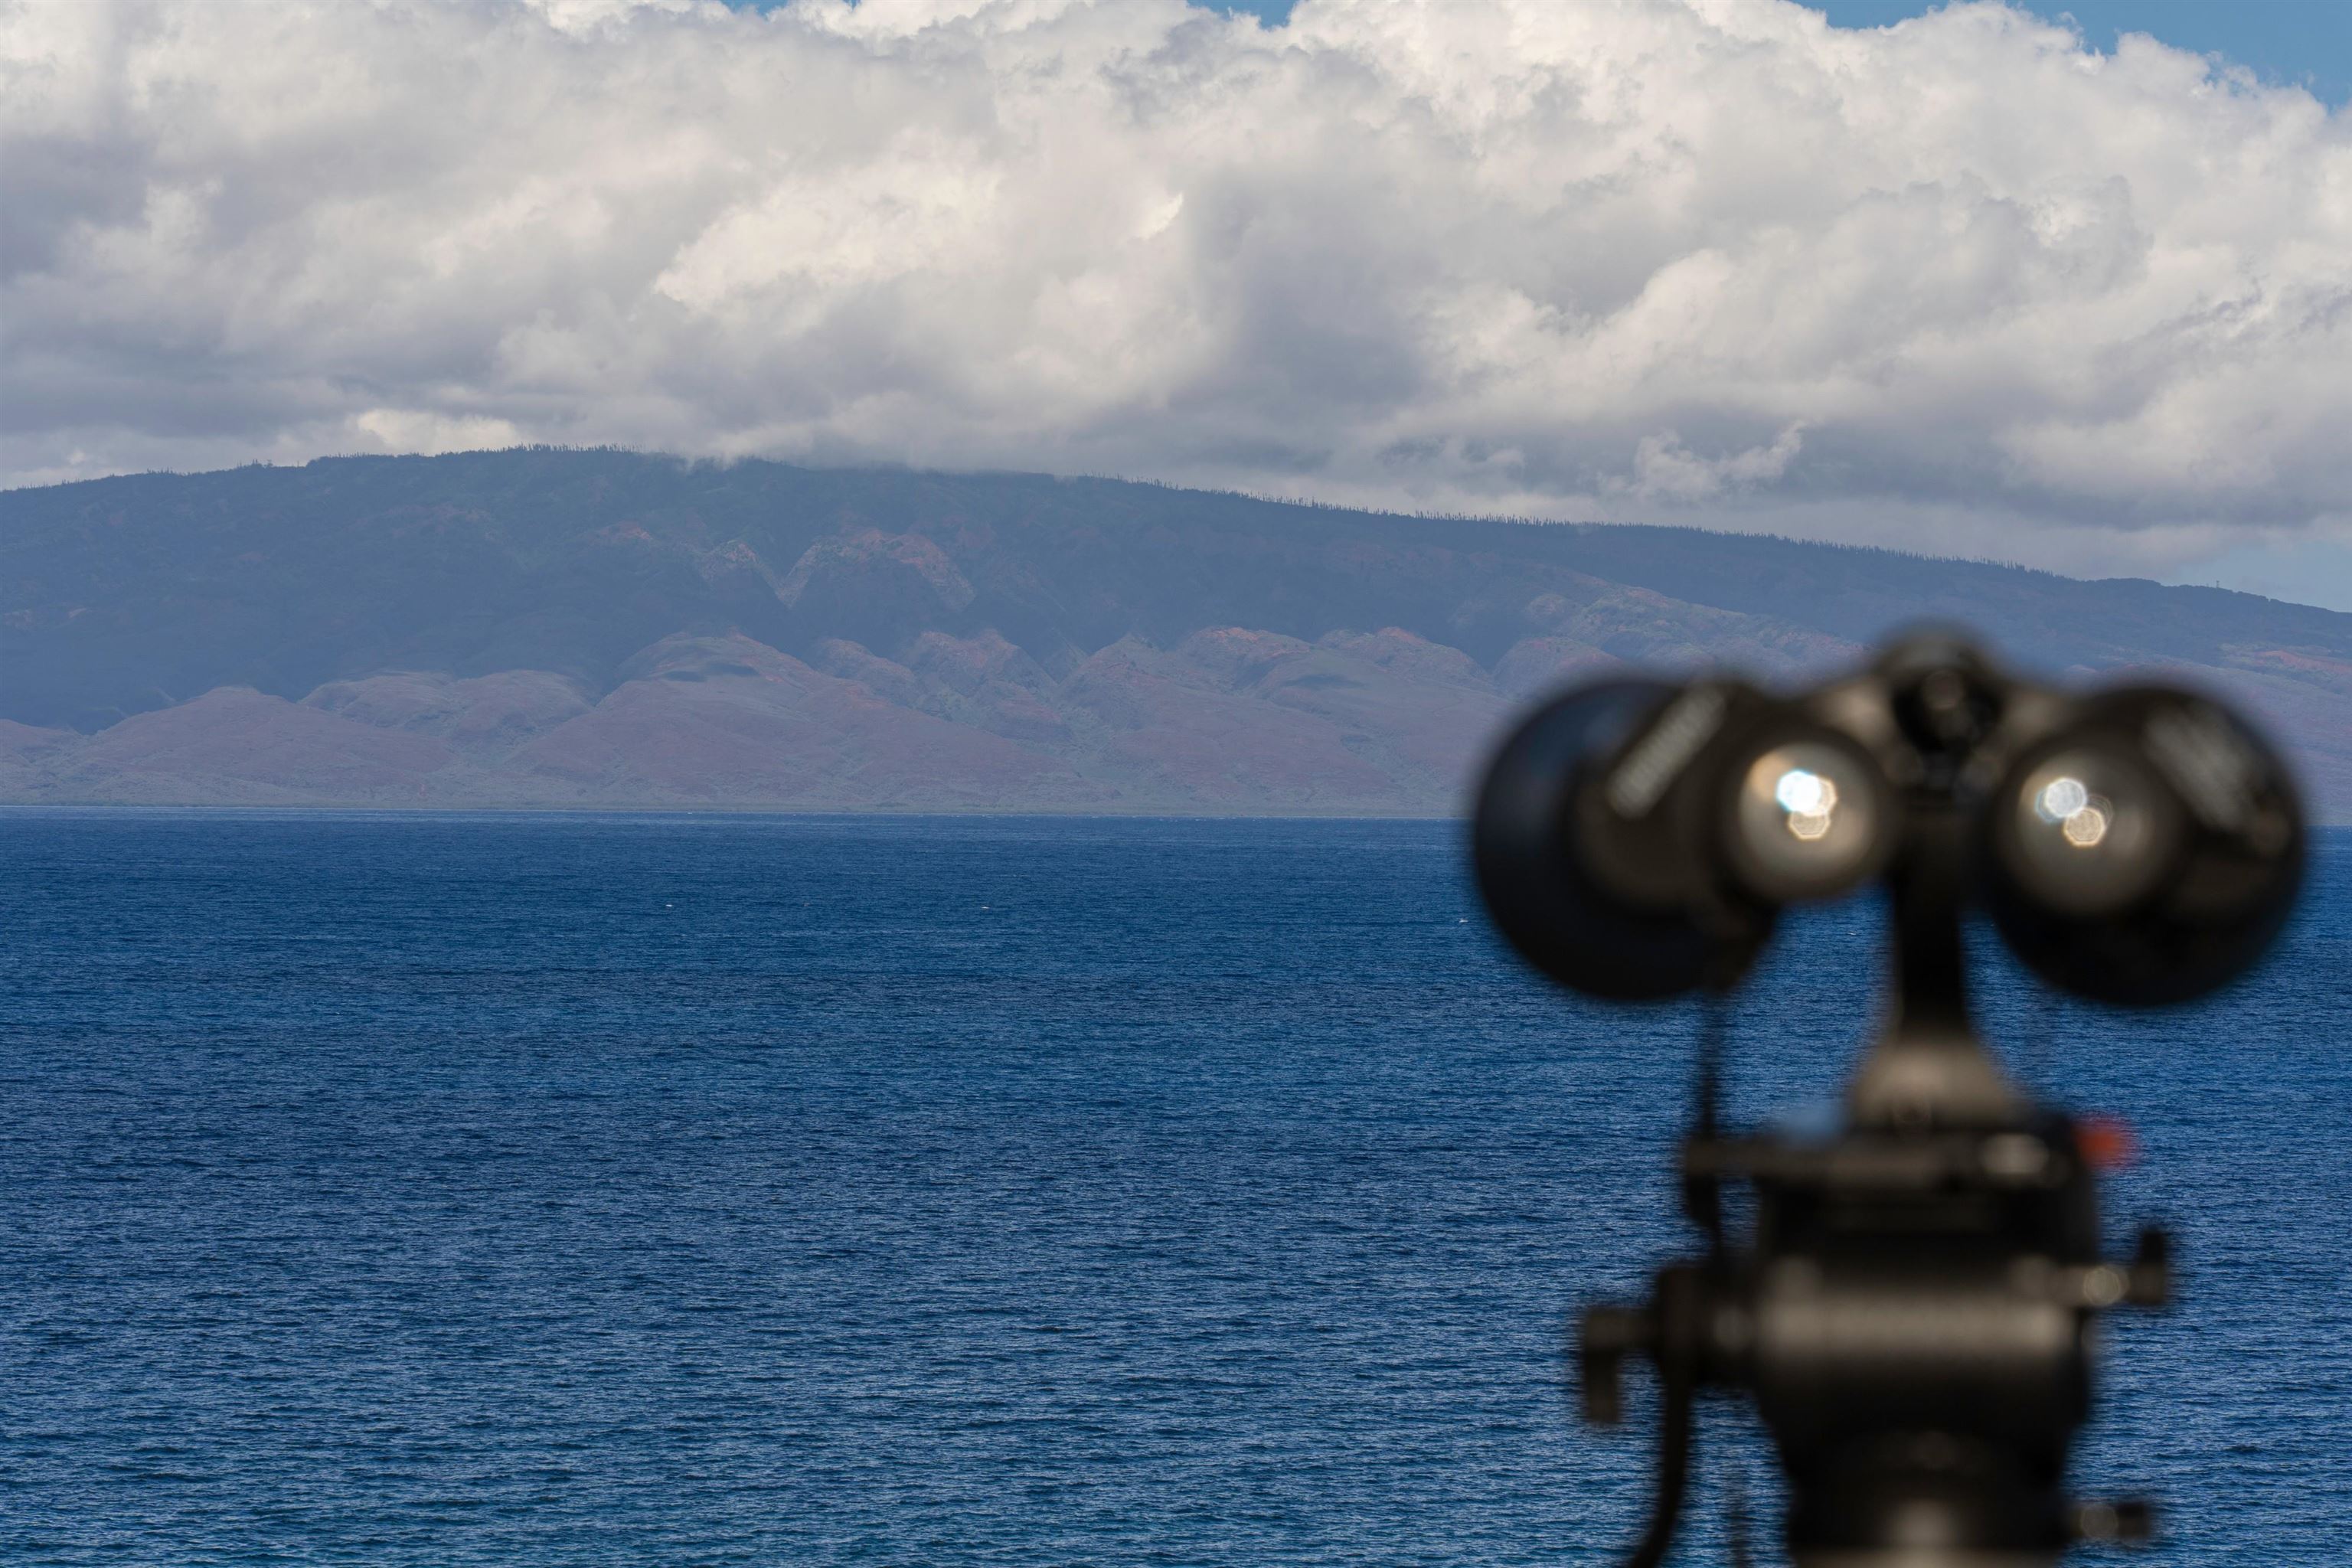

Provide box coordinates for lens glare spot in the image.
[1775,767,1836,822]
[1734,742,1882,902]
[2008,752,2176,917]
[2038,776,2089,822]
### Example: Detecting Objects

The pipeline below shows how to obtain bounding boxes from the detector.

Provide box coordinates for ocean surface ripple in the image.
[2,814,2345,1564]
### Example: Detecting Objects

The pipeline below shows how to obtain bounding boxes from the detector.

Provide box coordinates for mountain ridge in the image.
[5,450,2347,817]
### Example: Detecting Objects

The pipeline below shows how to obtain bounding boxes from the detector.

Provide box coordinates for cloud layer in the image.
[4,0,2348,579]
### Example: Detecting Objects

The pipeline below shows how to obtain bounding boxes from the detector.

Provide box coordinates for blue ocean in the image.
[2,813,2345,1565]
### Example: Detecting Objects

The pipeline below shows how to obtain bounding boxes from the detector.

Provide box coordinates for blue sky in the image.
[1831,4,2349,106]
[1211,1,2352,104]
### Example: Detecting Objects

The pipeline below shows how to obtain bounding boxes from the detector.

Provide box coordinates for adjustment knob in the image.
[2069,1498,2156,1544]
[2127,1225,2171,1308]
[1576,1303,1655,1426]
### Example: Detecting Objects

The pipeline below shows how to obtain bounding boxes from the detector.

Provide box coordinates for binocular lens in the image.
[1726,740,1888,903]
[1984,688,2304,1005]
[2003,750,2179,918]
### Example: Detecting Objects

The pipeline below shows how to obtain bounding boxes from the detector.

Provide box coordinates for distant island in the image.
[5,449,2347,818]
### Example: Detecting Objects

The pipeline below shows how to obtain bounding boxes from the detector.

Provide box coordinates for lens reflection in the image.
[1775,768,1833,816]
[2062,803,2111,848]
[1729,742,1883,901]
[2007,753,2171,915]
[2037,776,2087,821]
[1773,767,1838,841]
[2033,775,2114,848]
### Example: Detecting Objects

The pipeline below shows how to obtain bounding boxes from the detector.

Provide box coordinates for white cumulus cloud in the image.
[2,0,2348,585]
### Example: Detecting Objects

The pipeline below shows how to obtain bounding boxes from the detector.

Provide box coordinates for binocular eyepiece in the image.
[1475,635,2302,1008]
[1471,632,2305,1567]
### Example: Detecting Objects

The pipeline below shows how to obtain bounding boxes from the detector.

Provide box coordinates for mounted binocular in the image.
[1472,632,2304,1566]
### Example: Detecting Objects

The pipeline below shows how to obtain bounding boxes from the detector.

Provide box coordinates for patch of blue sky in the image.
[720,4,2344,107]
[729,5,2345,108]
[1204,1,2350,106]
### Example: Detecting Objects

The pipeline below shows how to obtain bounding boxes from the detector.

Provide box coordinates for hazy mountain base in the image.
[8,613,2345,818]
[5,452,2349,817]
[0,626,1517,814]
